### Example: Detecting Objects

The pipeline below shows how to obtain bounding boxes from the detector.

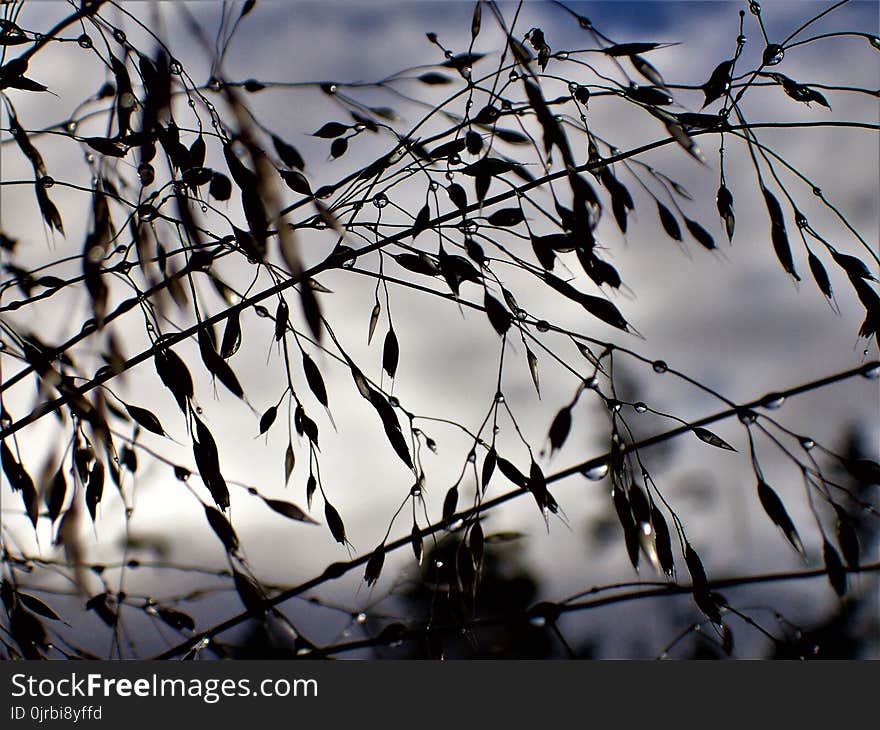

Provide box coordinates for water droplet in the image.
[113,29,127,43]
[861,362,880,379]
[737,34,747,46]
[508,70,520,81]
[138,163,155,186]
[315,220,327,230]
[634,401,648,413]
[66,121,77,133]
[765,44,784,65]
[584,376,599,390]
[445,171,455,181]
[652,360,668,374]
[583,461,609,480]
[457,219,478,235]
[449,154,461,165]
[410,485,422,498]
[578,16,592,29]
[38,175,55,189]
[448,518,463,531]
[492,425,501,435]
[737,409,758,424]
[169,60,183,75]
[870,35,880,51]
[529,616,546,627]
[495,391,506,404]
[138,204,158,221]
[795,213,808,229]
[200,205,208,213]
[435,560,444,569]
[760,392,785,409]
[77,34,92,49]
[429,180,440,192]
[85,153,95,164]
[500,99,512,111]
[607,399,622,412]
[799,437,815,451]
[196,406,203,414]
[355,612,367,624]
[555,51,569,60]
[535,320,551,332]
[568,82,579,93]
[120,92,136,109]
[812,186,822,196]
[467,451,476,463]
[207,76,223,92]
[749,1,762,15]
[389,395,400,407]
[372,193,388,208]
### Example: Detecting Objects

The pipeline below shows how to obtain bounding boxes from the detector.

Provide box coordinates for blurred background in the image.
[1,0,878,659]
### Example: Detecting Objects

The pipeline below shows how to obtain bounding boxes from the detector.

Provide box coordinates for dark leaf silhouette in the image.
[657,201,682,241]
[383,328,400,378]
[613,484,640,571]
[692,427,735,451]
[715,185,735,240]
[411,523,424,564]
[232,569,265,614]
[263,498,318,524]
[684,217,716,250]
[220,311,243,358]
[651,505,675,578]
[154,347,194,412]
[18,592,62,622]
[325,501,348,545]
[313,122,348,138]
[303,353,329,407]
[412,203,431,239]
[486,207,525,227]
[497,458,528,489]
[123,403,164,435]
[762,187,800,280]
[807,250,833,299]
[442,486,459,524]
[85,460,105,522]
[193,415,230,511]
[823,540,847,597]
[272,134,305,170]
[259,406,277,435]
[156,607,196,632]
[204,505,238,552]
[701,59,733,107]
[484,292,512,336]
[548,406,572,454]
[481,448,496,492]
[604,42,666,57]
[757,481,804,554]
[364,545,386,586]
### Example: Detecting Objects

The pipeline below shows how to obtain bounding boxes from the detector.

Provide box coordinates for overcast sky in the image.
[1,1,877,658]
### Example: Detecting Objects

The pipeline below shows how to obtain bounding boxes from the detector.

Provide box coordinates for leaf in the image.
[284,442,295,485]
[123,403,164,435]
[220,310,242,358]
[300,279,323,342]
[324,501,347,545]
[156,607,195,632]
[279,169,311,196]
[651,505,675,578]
[259,406,277,435]
[604,42,667,57]
[313,122,348,138]
[548,407,572,454]
[807,249,832,299]
[471,0,482,38]
[656,201,682,242]
[447,183,467,211]
[497,458,528,489]
[17,592,62,621]
[762,187,799,280]
[487,207,525,227]
[198,329,244,399]
[526,347,540,397]
[481,448,496,492]
[692,427,735,451]
[232,569,265,614]
[412,203,431,239]
[330,137,348,159]
[757,481,804,554]
[442,486,459,524]
[716,185,735,241]
[272,134,305,170]
[383,328,400,379]
[204,504,238,552]
[364,545,385,586]
[834,508,859,569]
[84,137,127,158]
[193,415,230,510]
[823,540,847,597]
[484,292,512,336]
[613,485,640,571]
[85,460,104,522]
[154,347,194,412]
[418,72,453,85]
[296,353,328,408]
[263,498,318,524]
[684,217,716,250]
[46,467,67,523]
[701,59,734,108]
[411,523,424,564]
[209,172,232,201]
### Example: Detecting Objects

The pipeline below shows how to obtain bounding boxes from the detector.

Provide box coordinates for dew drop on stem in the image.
[583,461,609,480]
[652,360,668,374]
